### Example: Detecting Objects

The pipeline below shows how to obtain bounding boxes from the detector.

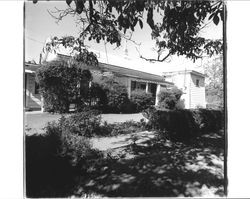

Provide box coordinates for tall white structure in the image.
[163,70,206,109]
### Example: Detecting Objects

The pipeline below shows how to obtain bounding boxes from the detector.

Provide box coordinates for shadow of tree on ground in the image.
[73,131,225,197]
[25,130,225,197]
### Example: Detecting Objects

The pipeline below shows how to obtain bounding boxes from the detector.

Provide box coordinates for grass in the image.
[25,111,225,197]
[26,128,225,197]
[77,131,225,197]
[25,112,145,134]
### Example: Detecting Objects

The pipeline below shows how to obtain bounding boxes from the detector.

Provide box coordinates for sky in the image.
[25,1,223,75]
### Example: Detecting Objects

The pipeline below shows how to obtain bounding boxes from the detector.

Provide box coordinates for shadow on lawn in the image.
[25,130,225,197]
[74,131,225,197]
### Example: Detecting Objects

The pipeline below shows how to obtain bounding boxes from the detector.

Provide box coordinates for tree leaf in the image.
[213,15,219,25]
[66,0,73,6]
[220,11,224,21]
[76,0,84,14]
[139,19,143,29]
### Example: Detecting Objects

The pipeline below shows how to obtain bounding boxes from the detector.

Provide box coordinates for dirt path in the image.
[91,130,156,151]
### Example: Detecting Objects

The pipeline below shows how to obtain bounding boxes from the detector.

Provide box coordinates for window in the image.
[131,81,136,91]
[196,79,200,87]
[140,83,146,90]
[34,81,40,94]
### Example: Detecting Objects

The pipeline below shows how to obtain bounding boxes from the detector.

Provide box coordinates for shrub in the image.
[157,86,184,110]
[25,119,102,197]
[94,76,130,113]
[59,108,102,137]
[89,82,107,109]
[143,107,224,140]
[105,82,130,113]
[130,89,155,112]
[36,60,92,113]
[99,119,147,137]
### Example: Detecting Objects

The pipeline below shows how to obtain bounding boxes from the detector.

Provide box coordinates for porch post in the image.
[146,82,149,93]
[127,79,131,98]
[41,96,45,112]
[155,84,161,106]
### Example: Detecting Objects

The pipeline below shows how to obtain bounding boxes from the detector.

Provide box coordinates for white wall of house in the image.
[25,73,41,109]
[164,72,190,108]
[189,73,206,108]
[163,71,206,109]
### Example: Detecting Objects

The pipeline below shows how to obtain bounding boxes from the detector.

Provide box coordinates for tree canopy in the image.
[204,55,224,109]
[34,0,224,63]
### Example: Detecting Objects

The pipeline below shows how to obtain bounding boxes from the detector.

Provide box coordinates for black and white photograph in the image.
[23,0,227,198]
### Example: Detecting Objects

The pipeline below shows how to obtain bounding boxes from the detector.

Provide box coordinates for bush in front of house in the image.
[104,82,130,113]
[157,86,184,110]
[130,89,155,112]
[143,107,224,140]
[36,60,92,113]
[25,118,102,197]
[94,75,131,113]
[58,108,102,138]
[88,82,108,109]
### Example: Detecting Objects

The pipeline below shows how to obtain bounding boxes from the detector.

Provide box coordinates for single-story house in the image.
[25,47,206,111]
[24,57,174,111]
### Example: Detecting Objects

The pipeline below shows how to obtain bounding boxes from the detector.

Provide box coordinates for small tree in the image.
[89,82,107,108]
[204,56,224,109]
[130,89,155,112]
[157,86,183,110]
[96,75,130,113]
[36,60,92,113]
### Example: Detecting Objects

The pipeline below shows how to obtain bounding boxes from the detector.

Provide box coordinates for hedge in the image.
[143,107,224,139]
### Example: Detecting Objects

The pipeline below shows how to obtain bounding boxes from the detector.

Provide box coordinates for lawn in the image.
[81,131,225,197]
[25,111,225,197]
[25,111,145,134]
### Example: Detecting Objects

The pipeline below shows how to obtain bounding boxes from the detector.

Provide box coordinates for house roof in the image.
[99,62,173,85]
[56,53,173,85]
[25,62,41,73]
[163,70,205,78]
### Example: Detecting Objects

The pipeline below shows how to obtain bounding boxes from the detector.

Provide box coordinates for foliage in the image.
[204,56,224,109]
[42,36,99,67]
[35,0,223,62]
[89,82,107,108]
[143,107,224,140]
[36,60,92,113]
[26,115,225,197]
[100,119,148,137]
[25,123,102,197]
[98,76,130,113]
[130,89,155,112]
[157,86,184,110]
[58,108,102,138]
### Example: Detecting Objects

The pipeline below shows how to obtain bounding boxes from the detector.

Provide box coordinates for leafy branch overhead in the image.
[43,36,99,67]
[35,0,224,62]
